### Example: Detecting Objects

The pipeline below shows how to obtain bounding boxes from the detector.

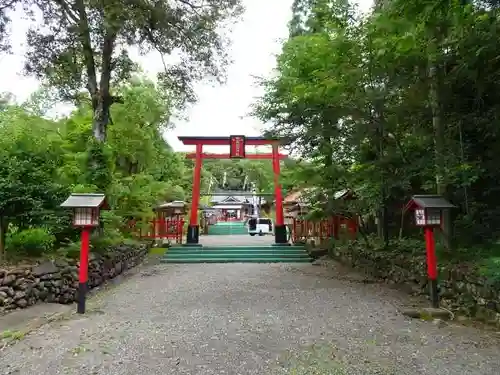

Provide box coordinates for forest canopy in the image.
[254,0,500,252]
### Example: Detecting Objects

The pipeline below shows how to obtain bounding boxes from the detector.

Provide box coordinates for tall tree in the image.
[255,0,500,248]
[0,0,243,144]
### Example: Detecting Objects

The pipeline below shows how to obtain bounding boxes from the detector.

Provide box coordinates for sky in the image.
[0,0,373,153]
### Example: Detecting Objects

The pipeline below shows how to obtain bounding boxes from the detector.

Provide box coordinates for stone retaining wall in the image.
[330,242,500,324]
[0,243,149,315]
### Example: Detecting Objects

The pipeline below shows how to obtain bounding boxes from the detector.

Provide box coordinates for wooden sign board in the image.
[229,135,246,158]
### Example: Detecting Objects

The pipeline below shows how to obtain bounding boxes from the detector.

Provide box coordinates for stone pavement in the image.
[0,302,72,342]
[0,260,499,374]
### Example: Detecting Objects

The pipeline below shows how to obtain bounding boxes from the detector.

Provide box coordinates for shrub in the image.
[7,228,56,257]
[56,241,81,259]
[90,227,125,254]
[58,236,141,259]
[480,257,500,285]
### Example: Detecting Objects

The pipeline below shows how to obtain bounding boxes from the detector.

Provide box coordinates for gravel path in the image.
[1,262,499,375]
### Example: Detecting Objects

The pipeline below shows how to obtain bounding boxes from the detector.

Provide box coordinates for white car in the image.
[247,217,273,236]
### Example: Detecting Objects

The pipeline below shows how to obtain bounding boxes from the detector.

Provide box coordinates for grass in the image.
[0,330,25,340]
[149,247,167,255]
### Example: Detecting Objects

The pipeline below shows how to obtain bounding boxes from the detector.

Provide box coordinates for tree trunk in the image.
[92,30,116,143]
[0,218,9,263]
[92,95,109,142]
[429,55,451,250]
[373,97,389,247]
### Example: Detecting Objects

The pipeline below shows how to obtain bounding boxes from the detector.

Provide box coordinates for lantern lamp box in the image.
[406,195,455,227]
[60,193,109,227]
[229,135,246,159]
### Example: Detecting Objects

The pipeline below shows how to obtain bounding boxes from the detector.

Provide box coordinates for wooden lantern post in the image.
[405,195,455,308]
[60,193,109,314]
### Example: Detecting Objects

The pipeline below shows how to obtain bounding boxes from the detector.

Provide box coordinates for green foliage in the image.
[58,241,82,259]
[0,0,243,145]
[90,232,125,255]
[254,0,500,270]
[7,228,56,257]
[85,139,113,190]
[196,157,306,196]
[480,256,500,285]
[0,77,196,261]
[108,174,167,225]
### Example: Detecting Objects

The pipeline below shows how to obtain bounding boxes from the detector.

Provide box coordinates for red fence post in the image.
[320,220,327,240]
[348,217,357,240]
[159,218,164,238]
[178,219,184,244]
[333,216,338,239]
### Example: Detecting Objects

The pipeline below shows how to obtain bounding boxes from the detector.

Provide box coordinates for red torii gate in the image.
[179,135,289,246]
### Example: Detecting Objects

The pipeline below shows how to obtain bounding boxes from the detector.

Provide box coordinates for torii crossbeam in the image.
[199,192,277,196]
[185,153,287,160]
[179,135,289,246]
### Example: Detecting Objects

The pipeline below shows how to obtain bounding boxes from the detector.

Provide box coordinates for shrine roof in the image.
[404,195,455,212]
[61,193,109,209]
[208,189,266,205]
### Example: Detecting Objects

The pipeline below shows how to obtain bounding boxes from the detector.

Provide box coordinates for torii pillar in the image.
[187,143,203,245]
[271,142,287,245]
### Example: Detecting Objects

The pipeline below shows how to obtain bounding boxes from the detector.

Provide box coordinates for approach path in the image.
[1,260,499,374]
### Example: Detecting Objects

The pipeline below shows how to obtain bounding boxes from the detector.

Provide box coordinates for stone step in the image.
[162,245,312,264]
[165,252,310,259]
[166,250,305,255]
[206,228,248,235]
[167,246,303,252]
[206,232,248,236]
[161,257,313,264]
[212,222,246,226]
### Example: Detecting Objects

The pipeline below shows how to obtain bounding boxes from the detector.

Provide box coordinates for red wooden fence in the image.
[128,218,185,244]
[291,216,358,243]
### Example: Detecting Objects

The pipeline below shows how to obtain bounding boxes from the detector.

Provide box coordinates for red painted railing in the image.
[291,216,358,243]
[218,216,241,222]
[128,218,185,244]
